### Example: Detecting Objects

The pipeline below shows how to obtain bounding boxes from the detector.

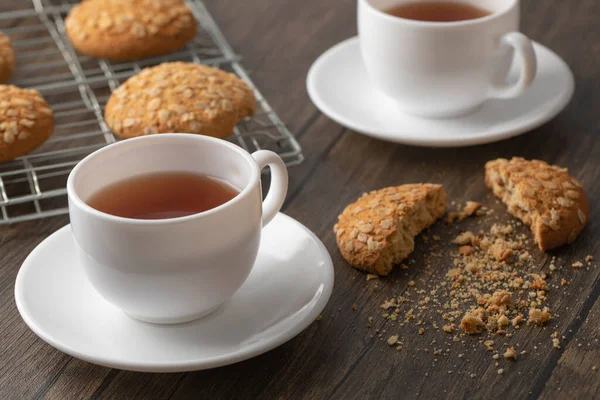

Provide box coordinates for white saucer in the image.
[307,37,575,147]
[14,213,334,372]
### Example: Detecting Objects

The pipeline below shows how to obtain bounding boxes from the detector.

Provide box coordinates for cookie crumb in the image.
[366,274,379,281]
[453,231,475,245]
[387,335,399,346]
[463,201,481,217]
[528,307,551,325]
[497,315,509,327]
[511,315,523,327]
[460,313,485,334]
[459,245,473,256]
[446,201,481,223]
[503,347,517,360]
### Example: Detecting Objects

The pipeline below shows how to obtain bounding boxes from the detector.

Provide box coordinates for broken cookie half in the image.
[334,184,447,276]
[485,157,589,251]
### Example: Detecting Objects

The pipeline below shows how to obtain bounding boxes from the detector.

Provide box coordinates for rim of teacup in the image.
[66,134,261,224]
[359,0,518,28]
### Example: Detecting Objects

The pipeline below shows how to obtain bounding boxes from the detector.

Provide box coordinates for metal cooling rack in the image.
[0,0,303,224]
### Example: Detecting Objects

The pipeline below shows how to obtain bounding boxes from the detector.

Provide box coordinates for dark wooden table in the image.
[2,0,599,398]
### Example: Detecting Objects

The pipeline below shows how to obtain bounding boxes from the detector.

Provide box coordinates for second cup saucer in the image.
[307,37,574,147]
[14,213,334,372]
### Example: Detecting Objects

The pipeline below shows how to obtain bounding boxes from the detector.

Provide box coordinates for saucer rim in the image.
[14,213,335,372]
[306,37,575,148]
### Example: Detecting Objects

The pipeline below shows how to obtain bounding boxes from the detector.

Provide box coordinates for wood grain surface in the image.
[1,0,599,399]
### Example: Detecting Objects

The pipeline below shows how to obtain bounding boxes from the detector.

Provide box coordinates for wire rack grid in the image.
[0,0,303,224]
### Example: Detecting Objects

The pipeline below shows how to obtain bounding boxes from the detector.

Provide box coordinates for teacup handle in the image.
[488,32,537,99]
[251,150,289,227]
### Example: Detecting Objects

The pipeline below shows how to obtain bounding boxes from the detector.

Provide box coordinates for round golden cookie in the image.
[0,85,54,163]
[104,62,256,139]
[65,0,196,62]
[0,32,15,83]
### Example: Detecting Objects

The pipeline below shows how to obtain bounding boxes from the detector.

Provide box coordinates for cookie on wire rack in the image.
[485,157,589,251]
[0,31,15,83]
[0,85,54,163]
[104,62,256,139]
[65,0,197,62]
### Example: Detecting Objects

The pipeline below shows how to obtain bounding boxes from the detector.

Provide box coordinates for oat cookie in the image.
[104,62,256,139]
[485,157,589,251]
[334,184,447,276]
[65,0,196,61]
[0,85,54,163]
[0,32,15,83]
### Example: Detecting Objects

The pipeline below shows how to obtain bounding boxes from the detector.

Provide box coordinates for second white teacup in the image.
[67,134,288,324]
[358,0,537,118]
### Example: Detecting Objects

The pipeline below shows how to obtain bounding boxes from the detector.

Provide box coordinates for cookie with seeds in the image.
[104,62,256,139]
[334,184,448,276]
[0,31,15,83]
[485,157,589,251]
[65,0,196,62]
[0,85,54,163]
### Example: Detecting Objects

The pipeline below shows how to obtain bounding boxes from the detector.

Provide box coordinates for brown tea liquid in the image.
[384,2,492,22]
[87,172,240,220]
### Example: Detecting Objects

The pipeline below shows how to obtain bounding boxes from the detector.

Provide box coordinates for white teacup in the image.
[358,0,537,118]
[67,134,288,324]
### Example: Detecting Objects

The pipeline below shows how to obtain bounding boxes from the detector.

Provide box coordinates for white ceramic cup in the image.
[358,0,537,118]
[67,134,288,324]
